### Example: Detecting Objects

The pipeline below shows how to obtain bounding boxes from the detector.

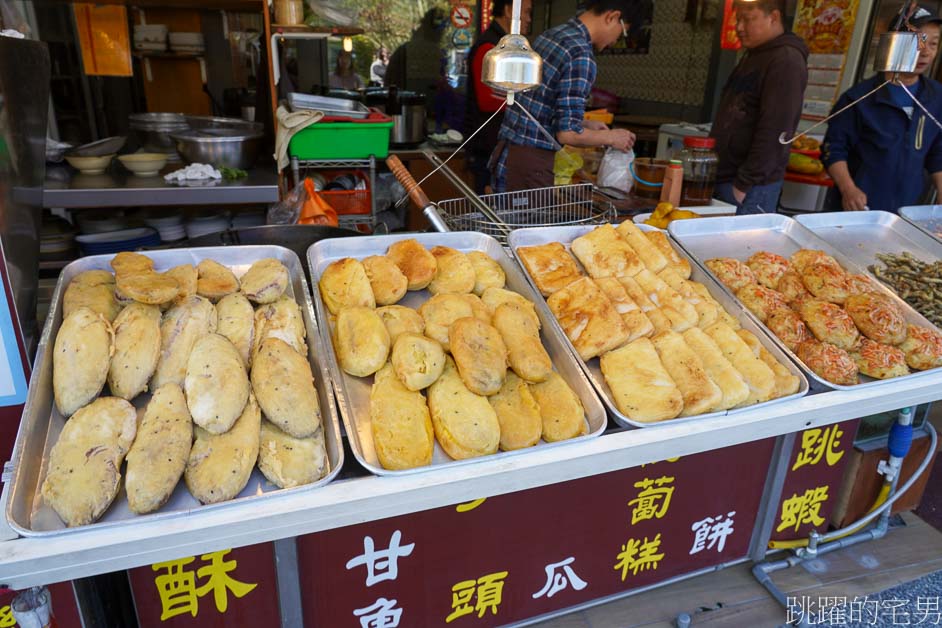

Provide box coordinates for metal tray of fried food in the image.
[507,225,809,429]
[795,211,942,328]
[669,213,942,390]
[900,205,942,244]
[7,246,344,536]
[307,231,606,476]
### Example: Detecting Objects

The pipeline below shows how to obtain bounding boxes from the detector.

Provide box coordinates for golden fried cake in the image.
[53,307,113,417]
[461,293,493,324]
[428,356,500,459]
[151,295,218,390]
[704,322,775,405]
[428,245,476,295]
[387,238,437,290]
[376,305,425,344]
[516,242,585,296]
[617,276,673,334]
[240,258,289,305]
[850,338,910,380]
[466,251,506,296]
[594,277,654,342]
[493,302,552,383]
[766,307,812,352]
[110,251,153,275]
[645,230,691,279]
[216,293,255,367]
[185,394,260,504]
[390,332,445,391]
[705,258,756,292]
[185,334,249,434]
[125,384,192,514]
[108,303,161,400]
[790,249,841,274]
[252,338,322,437]
[252,295,308,363]
[41,397,137,526]
[361,255,408,306]
[652,331,722,416]
[449,317,508,396]
[165,264,197,304]
[600,338,682,422]
[480,287,538,326]
[844,292,907,345]
[796,339,859,385]
[489,372,542,451]
[800,300,860,351]
[547,277,630,360]
[747,252,791,289]
[570,224,644,279]
[318,257,375,315]
[258,419,328,487]
[735,283,789,323]
[616,220,667,272]
[418,293,474,351]
[899,324,942,370]
[736,329,801,398]
[657,269,719,329]
[369,363,434,470]
[116,270,180,305]
[635,269,698,331]
[803,262,852,304]
[776,269,813,305]
[333,306,390,377]
[63,270,120,322]
[196,259,240,301]
[847,273,880,294]
[529,370,586,442]
[681,328,749,410]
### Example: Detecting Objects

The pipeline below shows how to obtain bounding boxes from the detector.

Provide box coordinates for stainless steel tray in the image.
[506,225,809,429]
[307,231,606,476]
[287,93,370,119]
[8,246,344,537]
[669,214,942,390]
[899,205,942,244]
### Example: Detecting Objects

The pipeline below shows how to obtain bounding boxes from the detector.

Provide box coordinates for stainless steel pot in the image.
[387,88,426,146]
[128,112,189,158]
[170,128,264,169]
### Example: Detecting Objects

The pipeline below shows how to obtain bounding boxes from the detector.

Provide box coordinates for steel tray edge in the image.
[307,230,607,477]
[900,205,942,244]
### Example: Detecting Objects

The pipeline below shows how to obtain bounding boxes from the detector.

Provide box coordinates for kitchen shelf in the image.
[132,51,205,59]
[291,156,378,230]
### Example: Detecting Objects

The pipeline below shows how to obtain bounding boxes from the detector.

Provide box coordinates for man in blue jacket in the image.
[822,7,942,212]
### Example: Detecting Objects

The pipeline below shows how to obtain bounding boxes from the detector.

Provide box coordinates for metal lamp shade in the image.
[482,34,542,93]
[874,31,920,73]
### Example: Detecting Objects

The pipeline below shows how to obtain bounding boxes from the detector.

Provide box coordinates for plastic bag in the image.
[597,148,635,193]
[553,147,583,185]
[266,178,338,226]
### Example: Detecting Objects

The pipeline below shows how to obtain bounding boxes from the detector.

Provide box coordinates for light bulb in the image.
[342,36,353,52]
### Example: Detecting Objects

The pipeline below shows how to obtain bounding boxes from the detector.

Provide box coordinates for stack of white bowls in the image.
[144,212,186,242]
[134,25,168,52]
[169,32,205,54]
[75,210,128,235]
[185,212,230,239]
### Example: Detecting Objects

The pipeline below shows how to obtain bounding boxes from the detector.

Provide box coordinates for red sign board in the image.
[297,439,776,626]
[721,0,741,51]
[452,4,473,29]
[128,543,280,626]
[0,582,83,628]
[770,420,859,542]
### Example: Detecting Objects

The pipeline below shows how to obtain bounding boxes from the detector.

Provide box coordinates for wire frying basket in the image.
[436,183,615,244]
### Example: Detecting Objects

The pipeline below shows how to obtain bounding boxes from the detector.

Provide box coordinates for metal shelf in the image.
[1,373,942,588]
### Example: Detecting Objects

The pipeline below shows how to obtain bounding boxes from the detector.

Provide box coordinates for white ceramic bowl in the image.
[118,153,168,177]
[65,153,115,175]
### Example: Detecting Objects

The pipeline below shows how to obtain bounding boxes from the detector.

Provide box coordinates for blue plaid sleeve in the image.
[555,49,595,135]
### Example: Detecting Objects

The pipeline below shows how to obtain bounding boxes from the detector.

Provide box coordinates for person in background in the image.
[489,0,637,193]
[711,0,808,214]
[823,8,942,212]
[370,47,389,86]
[466,0,533,193]
[330,50,364,91]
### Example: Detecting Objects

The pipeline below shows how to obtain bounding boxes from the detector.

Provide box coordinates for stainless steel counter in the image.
[42,164,279,208]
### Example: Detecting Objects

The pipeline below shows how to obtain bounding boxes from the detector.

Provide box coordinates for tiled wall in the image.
[592,0,717,107]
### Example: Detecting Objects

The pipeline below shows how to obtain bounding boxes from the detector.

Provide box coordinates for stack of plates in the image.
[143,212,186,242]
[185,213,230,239]
[76,210,128,235]
[40,216,76,261]
[75,228,161,256]
[231,211,266,229]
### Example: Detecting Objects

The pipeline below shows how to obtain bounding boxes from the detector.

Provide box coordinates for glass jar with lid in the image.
[678,136,718,207]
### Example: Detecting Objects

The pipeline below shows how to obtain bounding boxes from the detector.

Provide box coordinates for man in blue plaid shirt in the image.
[490,0,639,192]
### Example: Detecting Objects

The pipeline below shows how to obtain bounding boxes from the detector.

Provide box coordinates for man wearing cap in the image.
[822,7,942,212]
[711,0,809,214]
[489,0,639,193]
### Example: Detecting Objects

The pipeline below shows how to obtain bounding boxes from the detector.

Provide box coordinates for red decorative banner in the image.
[297,439,776,627]
[721,0,741,51]
[480,0,492,32]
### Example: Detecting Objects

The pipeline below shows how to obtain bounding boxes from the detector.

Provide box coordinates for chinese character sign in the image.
[721,0,742,50]
[128,543,280,627]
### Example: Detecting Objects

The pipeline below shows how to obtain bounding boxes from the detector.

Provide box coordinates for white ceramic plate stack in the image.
[185,212,230,239]
[143,212,186,242]
[134,24,168,52]
[169,32,204,54]
[75,210,128,235]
